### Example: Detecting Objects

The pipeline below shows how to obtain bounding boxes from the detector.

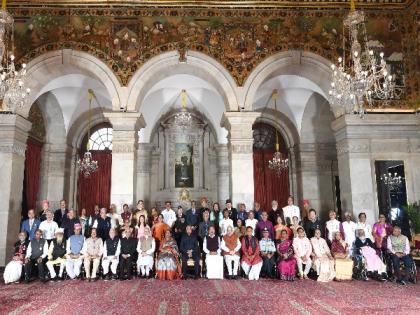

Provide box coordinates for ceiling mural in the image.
[7,3,419,109]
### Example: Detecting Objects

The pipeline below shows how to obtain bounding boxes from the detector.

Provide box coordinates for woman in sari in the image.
[156,230,181,280]
[277,229,297,281]
[152,214,170,250]
[372,214,393,253]
[274,216,293,241]
[311,228,335,282]
[4,232,29,284]
[331,231,353,281]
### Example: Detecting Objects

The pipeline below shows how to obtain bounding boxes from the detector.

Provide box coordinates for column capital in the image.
[221,111,261,131]
[0,114,32,157]
[104,111,146,131]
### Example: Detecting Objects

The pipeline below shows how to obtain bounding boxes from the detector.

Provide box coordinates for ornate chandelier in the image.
[381,172,403,191]
[174,89,192,128]
[0,1,30,113]
[267,90,289,176]
[77,89,98,178]
[328,1,396,118]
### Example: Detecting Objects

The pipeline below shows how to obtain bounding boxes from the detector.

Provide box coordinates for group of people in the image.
[3,196,416,285]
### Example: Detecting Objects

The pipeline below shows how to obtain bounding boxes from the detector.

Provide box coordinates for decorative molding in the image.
[0,143,27,156]
[336,142,370,155]
[230,143,253,154]
[112,142,136,153]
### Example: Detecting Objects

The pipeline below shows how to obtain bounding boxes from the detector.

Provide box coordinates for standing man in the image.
[282,196,301,225]
[93,208,113,241]
[224,199,238,226]
[62,209,80,240]
[39,200,50,222]
[83,228,103,282]
[161,201,177,228]
[342,212,357,256]
[219,210,234,236]
[21,209,41,241]
[24,229,48,283]
[255,211,274,240]
[186,200,200,233]
[39,210,58,244]
[180,225,200,279]
[268,200,285,226]
[54,199,69,227]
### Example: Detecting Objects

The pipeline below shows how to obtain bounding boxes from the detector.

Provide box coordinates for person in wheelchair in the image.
[354,229,387,281]
[386,225,414,285]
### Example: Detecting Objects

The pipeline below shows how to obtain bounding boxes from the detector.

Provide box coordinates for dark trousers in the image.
[390,254,413,281]
[261,255,276,278]
[182,251,200,276]
[24,257,46,280]
[119,256,133,278]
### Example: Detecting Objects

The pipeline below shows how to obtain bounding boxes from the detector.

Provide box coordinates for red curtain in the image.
[253,149,289,212]
[77,151,112,216]
[24,138,43,210]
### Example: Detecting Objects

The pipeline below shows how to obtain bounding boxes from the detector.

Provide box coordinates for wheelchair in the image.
[384,252,417,284]
[352,254,368,281]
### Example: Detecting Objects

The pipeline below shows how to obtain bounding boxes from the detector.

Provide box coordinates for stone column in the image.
[215,144,230,205]
[221,112,260,209]
[104,112,145,211]
[136,143,153,206]
[332,115,376,223]
[0,114,31,266]
[38,143,69,210]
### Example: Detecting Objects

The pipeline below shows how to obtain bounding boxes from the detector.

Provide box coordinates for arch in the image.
[22,49,123,117]
[243,50,333,112]
[126,50,239,111]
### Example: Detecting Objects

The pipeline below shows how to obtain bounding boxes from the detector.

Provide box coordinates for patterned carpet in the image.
[0,276,419,315]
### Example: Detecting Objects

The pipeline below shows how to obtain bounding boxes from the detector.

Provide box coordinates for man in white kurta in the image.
[293,227,312,279]
[102,228,120,280]
[161,201,177,228]
[342,212,357,256]
[137,226,156,277]
[282,196,301,225]
[221,226,241,279]
[203,226,223,279]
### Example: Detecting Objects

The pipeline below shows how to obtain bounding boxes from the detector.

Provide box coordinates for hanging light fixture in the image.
[174,89,193,128]
[77,89,98,178]
[328,0,397,118]
[0,0,30,113]
[267,89,289,176]
[381,172,403,191]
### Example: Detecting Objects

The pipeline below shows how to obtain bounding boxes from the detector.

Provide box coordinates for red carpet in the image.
[0,277,419,315]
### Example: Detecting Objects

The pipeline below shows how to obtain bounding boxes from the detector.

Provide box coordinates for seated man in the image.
[259,227,276,279]
[46,228,67,281]
[203,225,223,279]
[221,226,241,279]
[241,226,263,280]
[137,225,156,278]
[180,225,200,279]
[119,228,137,280]
[24,229,48,283]
[387,225,414,285]
[3,232,29,284]
[83,228,103,281]
[102,228,120,280]
[354,229,386,281]
[293,227,312,279]
[65,223,85,280]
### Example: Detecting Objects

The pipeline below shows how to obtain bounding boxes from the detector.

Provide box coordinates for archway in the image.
[77,123,112,216]
[253,123,289,213]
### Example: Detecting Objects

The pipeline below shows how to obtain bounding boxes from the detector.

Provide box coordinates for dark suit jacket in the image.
[54,208,69,227]
[186,209,201,229]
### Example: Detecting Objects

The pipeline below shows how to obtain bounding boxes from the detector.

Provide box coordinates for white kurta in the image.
[342,221,357,255]
[203,236,223,279]
[219,219,234,236]
[325,219,341,242]
[282,205,301,223]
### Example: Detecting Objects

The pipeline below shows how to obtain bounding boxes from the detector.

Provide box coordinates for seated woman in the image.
[241,226,263,280]
[137,225,156,278]
[311,228,335,282]
[203,225,224,279]
[277,229,297,281]
[331,231,353,281]
[274,216,293,241]
[354,229,387,281]
[156,230,181,280]
[3,232,29,284]
[234,219,246,239]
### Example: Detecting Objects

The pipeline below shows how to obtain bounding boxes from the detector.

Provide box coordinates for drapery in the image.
[77,150,112,216]
[24,137,43,211]
[253,149,289,212]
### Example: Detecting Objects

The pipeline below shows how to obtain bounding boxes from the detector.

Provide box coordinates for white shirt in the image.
[107,213,119,228]
[245,218,258,235]
[356,222,373,240]
[161,209,176,227]
[325,219,341,242]
[219,218,234,236]
[293,237,312,259]
[282,205,301,223]
[342,221,357,247]
[39,220,58,240]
